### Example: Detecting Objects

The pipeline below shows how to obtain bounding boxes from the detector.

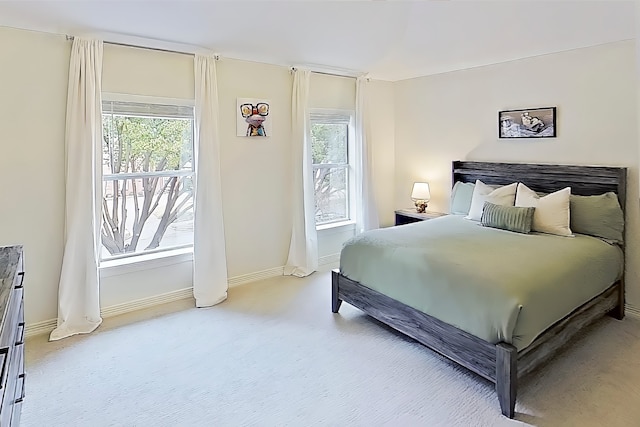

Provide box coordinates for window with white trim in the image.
[310,110,355,226]
[100,100,195,261]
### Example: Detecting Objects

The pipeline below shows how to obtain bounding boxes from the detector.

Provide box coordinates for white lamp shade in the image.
[411,182,431,201]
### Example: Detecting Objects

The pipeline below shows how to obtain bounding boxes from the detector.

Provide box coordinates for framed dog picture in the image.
[498,107,556,139]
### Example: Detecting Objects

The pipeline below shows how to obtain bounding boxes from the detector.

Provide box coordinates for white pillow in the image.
[515,183,572,236]
[466,180,517,221]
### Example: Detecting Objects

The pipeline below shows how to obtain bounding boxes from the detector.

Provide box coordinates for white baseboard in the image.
[26,266,286,338]
[25,319,58,338]
[319,253,340,267]
[99,287,194,319]
[626,303,640,319]
[227,266,284,288]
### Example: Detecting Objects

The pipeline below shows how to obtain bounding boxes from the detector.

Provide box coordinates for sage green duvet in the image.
[340,215,623,351]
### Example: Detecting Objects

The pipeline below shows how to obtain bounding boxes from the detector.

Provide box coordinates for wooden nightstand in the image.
[394,209,446,226]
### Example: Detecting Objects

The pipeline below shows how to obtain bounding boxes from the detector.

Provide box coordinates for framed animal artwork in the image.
[237,98,271,137]
[498,107,556,139]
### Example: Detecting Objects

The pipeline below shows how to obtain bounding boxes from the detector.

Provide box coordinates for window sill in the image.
[100,247,193,278]
[316,220,356,233]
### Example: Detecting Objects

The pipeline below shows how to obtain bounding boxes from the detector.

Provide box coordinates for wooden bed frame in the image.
[331,161,627,418]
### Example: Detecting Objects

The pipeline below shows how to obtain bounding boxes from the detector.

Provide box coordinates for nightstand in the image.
[394,209,446,226]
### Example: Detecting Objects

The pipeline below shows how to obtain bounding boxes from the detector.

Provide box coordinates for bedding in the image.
[450,181,475,215]
[570,192,625,243]
[481,202,535,234]
[466,181,517,221]
[340,215,623,351]
[515,183,572,236]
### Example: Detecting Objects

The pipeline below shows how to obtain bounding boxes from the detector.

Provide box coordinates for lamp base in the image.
[414,200,428,213]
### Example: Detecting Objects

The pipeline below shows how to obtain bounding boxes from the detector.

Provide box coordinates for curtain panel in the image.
[284,69,318,277]
[50,38,104,341]
[355,76,380,234]
[193,54,229,307]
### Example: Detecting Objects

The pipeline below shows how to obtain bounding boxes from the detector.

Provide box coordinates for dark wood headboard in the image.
[452,161,627,212]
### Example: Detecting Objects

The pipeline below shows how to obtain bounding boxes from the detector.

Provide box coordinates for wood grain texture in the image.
[0,247,22,333]
[331,270,342,313]
[496,343,517,418]
[335,272,497,381]
[452,161,626,203]
[0,246,24,427]
[517,283,619,378]
[334,161,627,418]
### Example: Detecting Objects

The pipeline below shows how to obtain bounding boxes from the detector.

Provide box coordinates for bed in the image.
[331,161,627,418]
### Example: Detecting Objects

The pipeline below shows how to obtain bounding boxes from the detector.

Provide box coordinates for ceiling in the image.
[0,1,636,81]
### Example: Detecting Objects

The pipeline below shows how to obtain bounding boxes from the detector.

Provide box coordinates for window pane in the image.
[102,114,194,175]
[100,176,194,259]
[311,123,348,165]
[314,167,348,224]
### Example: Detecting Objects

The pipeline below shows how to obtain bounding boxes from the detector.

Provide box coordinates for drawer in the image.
[0,289,23,350]
[11,272,22,291]
[9,399,21,427]
[0,343,22,427]
[14,374,24,404]
[0,348,8,392]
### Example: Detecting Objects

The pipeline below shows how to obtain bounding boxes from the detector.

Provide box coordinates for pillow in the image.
[450,181,475,215]
[466,180,517,221]
[481,202,535,234]
[515,183,572,236]
[570,192,624,243]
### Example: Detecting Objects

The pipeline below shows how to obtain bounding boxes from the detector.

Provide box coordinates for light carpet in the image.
[24,270,640,427]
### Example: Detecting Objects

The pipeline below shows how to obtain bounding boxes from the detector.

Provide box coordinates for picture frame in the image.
[237,98,272,137]
[498,107,556,139]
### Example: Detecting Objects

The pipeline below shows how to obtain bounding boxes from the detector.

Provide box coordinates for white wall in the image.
[394,40,640,306]
[0,28,69,325]
[0,27,393,325]
[216,58,294,275]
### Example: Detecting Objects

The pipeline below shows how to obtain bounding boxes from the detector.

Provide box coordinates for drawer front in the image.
[9,400,21,427]
[14,374,24,404]
[11,273,22,291]
[0,344,22,427]
[0,349,8,392]
[0,289,23,350]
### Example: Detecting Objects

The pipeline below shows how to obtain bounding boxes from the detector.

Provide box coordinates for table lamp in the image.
[411,182,431,213]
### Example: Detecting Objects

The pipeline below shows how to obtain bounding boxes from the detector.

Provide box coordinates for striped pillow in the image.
[481,202,535,234]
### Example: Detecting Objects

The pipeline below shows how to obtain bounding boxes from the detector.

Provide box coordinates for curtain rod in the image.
[65,35,217,58]
[290,66,364,80]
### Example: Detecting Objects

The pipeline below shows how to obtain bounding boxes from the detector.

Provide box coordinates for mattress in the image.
[339,215,623,351]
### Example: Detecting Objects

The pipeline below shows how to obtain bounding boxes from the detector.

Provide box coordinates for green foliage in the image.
[101,113,194,257]
[311,123,347,165]
[310,122,349,224]
[103,115,192,173]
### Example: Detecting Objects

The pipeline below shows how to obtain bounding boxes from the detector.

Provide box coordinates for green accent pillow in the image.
[450,181,475,215]
[570,192,624,243]
[481,202,535,234]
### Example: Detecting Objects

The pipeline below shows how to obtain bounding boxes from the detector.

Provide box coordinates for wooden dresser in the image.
[0,246,25,427]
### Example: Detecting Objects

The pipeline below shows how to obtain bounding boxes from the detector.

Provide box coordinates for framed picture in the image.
[237,98,271,137]
[498,107,556,139]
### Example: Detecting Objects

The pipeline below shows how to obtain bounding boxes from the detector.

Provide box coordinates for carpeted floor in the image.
[23,269,640,427]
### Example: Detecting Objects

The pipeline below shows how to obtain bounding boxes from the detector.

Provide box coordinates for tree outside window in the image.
[101,101,195,260]
[310,113,351,225]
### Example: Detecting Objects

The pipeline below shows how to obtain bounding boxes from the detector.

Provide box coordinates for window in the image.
[310,111,354,226]
[100,100,195,261]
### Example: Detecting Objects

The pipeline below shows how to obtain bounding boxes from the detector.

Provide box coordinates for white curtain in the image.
[193,54,229,307]
[284,69,318,277]
[50,38,103,341]
[355,76,380,234]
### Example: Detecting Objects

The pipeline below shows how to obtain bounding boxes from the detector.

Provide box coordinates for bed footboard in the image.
[331,269,622,419]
